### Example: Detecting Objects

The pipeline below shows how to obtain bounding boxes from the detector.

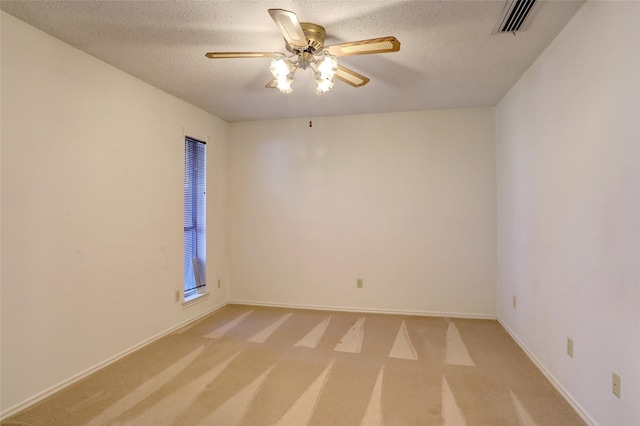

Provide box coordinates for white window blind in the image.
[184,137,206,297]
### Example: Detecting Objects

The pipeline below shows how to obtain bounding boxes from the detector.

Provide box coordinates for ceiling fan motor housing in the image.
[285,22,326,54]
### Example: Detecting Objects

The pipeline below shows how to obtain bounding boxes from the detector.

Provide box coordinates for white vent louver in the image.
[496,0,538,33]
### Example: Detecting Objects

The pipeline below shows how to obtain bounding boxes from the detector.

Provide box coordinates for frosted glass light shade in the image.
[317,55,337,80]
[315,75,334,94]
[270,57,290,79]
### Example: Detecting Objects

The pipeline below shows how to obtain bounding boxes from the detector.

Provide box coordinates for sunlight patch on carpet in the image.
[247,313,292,343]
[360,366,384,425]
[442,375,467,426]
[86,344,205,426]
[389,320,419,360]
[445,322,475,366]
[276,359,335,425]
[510,389,538,426]
[123,350,242,425]
[294,315,332,349]
[334,317,366,353]
[197,364,275,425]
[203,310,253,339]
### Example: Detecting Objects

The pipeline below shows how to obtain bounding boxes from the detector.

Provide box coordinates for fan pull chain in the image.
[308,70,313,128]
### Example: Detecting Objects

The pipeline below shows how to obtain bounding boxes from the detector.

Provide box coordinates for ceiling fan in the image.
[205,9,401,95]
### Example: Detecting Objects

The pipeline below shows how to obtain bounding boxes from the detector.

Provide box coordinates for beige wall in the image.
[496,2,640,425]
[0,12,229,415]
[228,109,497,317]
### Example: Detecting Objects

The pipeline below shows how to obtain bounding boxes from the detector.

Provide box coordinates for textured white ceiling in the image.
[1,0,584,122]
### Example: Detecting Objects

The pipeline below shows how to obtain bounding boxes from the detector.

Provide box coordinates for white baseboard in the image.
[0,300,228,421]
[497,317,598,426]
[229,299,497,320]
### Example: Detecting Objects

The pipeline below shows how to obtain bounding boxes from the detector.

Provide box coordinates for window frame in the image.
[183,136,207,303]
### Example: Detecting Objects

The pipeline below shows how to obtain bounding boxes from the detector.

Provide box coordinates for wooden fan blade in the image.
[265,78,278,88]
[205,52,281,59]
[268,9,308,49]
[325,36,400,57]
[335,65,370,87]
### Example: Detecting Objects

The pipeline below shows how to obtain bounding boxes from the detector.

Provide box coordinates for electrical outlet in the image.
[567,337,574,358]
[175,290,181,302]
[513,296,517,309]
[357,278,363,288]
[217,279,221,288]
[612,372,621,398]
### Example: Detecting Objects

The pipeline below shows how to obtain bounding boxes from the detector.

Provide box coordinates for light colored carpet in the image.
[2,305,586,425]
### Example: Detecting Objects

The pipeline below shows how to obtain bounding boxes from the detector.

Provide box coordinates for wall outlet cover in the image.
[612,372,621,398]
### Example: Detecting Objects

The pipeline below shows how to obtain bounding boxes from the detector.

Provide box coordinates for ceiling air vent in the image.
[495,0,538,33]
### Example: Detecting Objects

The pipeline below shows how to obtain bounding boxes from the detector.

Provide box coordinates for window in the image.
[184,137,206,298]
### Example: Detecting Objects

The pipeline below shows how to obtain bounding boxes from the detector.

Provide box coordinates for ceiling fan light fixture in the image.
[276,76,294,94]
[206,9,399,94]
[270,57,296,94]
[314,53,337,95]
[316,54,337,80]
[270,57,291,78]
[315,75,334,95]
